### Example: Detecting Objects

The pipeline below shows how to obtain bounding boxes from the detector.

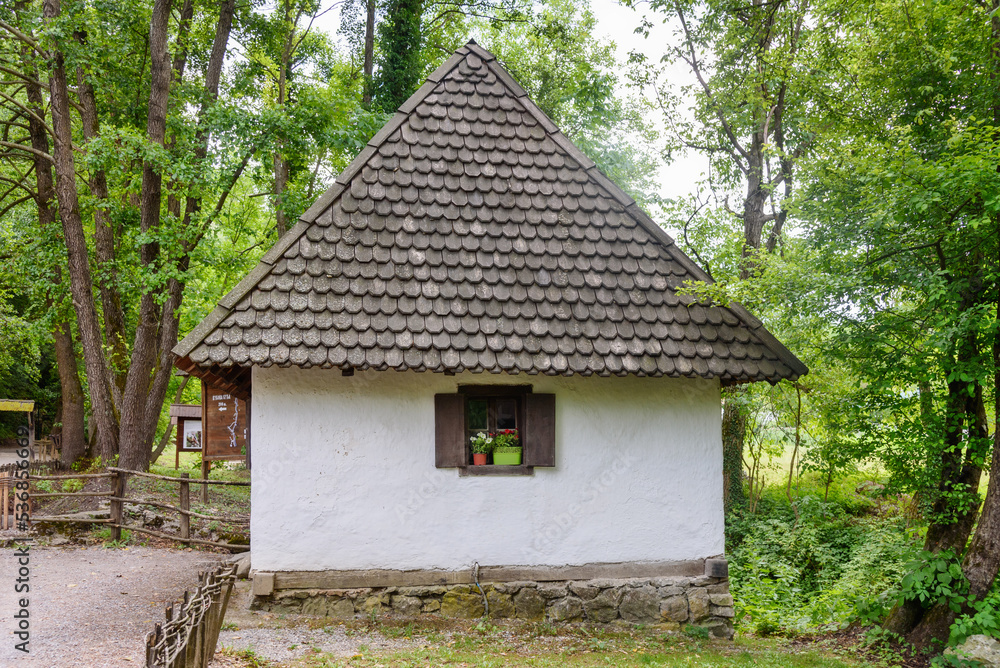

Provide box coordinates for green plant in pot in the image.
[470,432,493,465]
[492,429,521,465]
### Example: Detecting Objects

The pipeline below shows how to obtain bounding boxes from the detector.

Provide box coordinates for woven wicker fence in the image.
[145,563,238,668]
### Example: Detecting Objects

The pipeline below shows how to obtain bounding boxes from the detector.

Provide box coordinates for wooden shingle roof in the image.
[174,41,806,385]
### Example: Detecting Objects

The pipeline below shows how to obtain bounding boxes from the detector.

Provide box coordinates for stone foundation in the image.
[252,576,734,638]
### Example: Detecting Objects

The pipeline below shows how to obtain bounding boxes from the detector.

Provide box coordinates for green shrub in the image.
[951,588,1000,645]
[728,493,918,634]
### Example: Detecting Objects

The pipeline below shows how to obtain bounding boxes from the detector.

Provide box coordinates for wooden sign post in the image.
[200,383,249,501]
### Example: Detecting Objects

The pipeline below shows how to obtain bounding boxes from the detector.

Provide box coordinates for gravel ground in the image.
[0,545,223,667]
[217,625,415,664]
[216,581,419,664]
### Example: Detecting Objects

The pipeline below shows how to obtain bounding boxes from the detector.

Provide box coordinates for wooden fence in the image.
[0,460,64,530]
[9,465,249,552]
[32,436,59,463]
[145,563,238,668]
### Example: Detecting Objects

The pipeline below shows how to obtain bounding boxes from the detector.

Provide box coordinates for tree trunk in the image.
[722,135,769,511]
[118,0,174,472]
[902,389,991,647]
[43,0,120,463]
[125,0,235,471]
[274,151,289,237]
[885,288,988,642]
[165,0,193,221]
[961,3,1000,608]
[150,376,190,464]
[960,300,1000,602]
[53,324,87,466]
[722,388,748,510]
[21,49,87,466]
[363,0,375,108]
[905,24,1000,633]
[922,380,981,555]
[274,25,291,238]
[75,59,127,402]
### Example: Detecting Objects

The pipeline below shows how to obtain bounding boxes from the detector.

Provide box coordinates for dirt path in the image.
[0,545,224,667]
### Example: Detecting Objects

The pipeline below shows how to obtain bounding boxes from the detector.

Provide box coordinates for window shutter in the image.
[524,393,555,467]
[434,394,465,468]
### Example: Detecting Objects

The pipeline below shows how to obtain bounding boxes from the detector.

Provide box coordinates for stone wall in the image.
[253,576,734,638]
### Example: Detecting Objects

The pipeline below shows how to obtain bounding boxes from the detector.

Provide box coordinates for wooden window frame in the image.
[458,385,533,476]
[435,386,555,474]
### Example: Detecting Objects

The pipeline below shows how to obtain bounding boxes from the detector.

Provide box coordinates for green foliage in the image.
[930,654,983,668]
[469,432,493,455]
[492,429,519,449]
[62,478,84,493]
[950,588,1000,646]
[681,624,710,640]
[92,527,132,547]
[899,551,969,611]
[728,493,919,635]
[0,256,61,438]
[373,0,423,111]
[794,0,1000,535]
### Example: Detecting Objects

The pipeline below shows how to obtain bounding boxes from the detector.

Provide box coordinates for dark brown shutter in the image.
[435,394,465,468]
[524,393,555,467]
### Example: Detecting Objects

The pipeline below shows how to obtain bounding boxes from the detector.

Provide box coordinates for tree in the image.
[234,1,385,238]
[373,0,423,111]
[0,8,86,461]
[627,0,824,509]
[1,0,389,470]
[0,0,245,470]
[338,0,378,107]
[797,0,1000,646]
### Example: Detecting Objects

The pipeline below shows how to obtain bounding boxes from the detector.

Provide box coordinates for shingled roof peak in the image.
[174,42,807,385]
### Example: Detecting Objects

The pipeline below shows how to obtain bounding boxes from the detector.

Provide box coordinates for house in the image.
[173,41,806,635]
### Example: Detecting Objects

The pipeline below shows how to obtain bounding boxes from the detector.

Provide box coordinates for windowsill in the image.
[458,465,534,477]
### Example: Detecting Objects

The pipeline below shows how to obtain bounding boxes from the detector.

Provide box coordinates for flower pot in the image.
[492,448,522,466]
[472,453,488,465]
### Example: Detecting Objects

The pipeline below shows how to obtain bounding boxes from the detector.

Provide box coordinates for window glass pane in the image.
[496,398,517,430]
[467,399,488,431]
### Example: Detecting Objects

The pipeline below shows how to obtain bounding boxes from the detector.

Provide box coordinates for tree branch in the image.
[0,19,44,56]
[674,1,751,168]
[0,193,32,218]
[0,139,52,162]
[0,88,56,138]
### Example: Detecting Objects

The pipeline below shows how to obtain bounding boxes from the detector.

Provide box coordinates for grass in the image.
[274,619,873,668]
[144,453,250,510]
[29,445,250,550]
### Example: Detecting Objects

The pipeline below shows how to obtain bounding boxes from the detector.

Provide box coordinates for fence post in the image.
[179,473,190,541]
[200,459,209,504]
[110,469,126,542]
[1,470,7,531]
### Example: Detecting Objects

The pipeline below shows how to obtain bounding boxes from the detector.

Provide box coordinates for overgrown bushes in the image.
[728,472,1000,650]
[727,476,919,635]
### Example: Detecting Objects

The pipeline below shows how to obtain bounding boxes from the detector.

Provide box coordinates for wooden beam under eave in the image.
[173,357,251,401]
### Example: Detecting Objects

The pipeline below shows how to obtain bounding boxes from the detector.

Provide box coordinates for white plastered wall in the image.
[250,367,723,572]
